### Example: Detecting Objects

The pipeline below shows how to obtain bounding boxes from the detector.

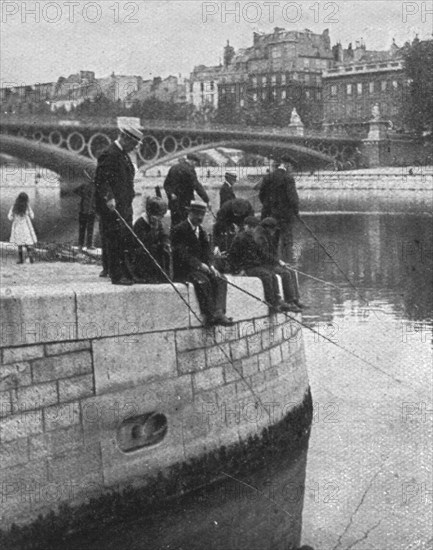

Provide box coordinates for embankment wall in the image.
[0,277,309,529]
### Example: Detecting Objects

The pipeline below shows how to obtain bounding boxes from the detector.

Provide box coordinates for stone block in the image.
[193,367,224,393]
[32,351,92,383]
[0,390,12,418]
[224,361,243,384]
[213,324,239,343]
[270,344,282,366]
[246,333,262,356]
[237,320,256,340]
[29,425,84,460]
[81,376,193,443]
[225,276,268,322]
[0,286,76,347]
[45,340,91,356]
[81,378,192,487]
[0,362,31,391]
[242,355,259,377]
[75,283,191,339]
[175,328,206,352]
[257,350,271,372]
[0,437,29,470]
[227,340,246,363]
[2,345,44,364]
[43,402,81,432]
[177,348,206,374]
[206,342,230,368]
[48,442,102,484]
[58,374,94,402]
[92,332,177,395]
[12,382,58,413]
[0,410,43,442]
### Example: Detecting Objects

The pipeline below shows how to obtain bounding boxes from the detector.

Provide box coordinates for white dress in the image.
[8,206,37,246]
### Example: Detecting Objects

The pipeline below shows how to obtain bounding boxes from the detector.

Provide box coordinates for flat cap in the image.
[225,171,237,180]
[244,216,259,227]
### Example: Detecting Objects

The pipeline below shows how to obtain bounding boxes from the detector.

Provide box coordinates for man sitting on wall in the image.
[253,217,303,312]
[213,198,254,253]
[129,196,171,283]
[229,216,298,314]
[171,200,235,327]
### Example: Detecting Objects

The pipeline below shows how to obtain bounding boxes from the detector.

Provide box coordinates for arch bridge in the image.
[0,117,362,177]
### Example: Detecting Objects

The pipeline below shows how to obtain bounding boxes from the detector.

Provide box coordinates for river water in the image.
[1,160,432,549]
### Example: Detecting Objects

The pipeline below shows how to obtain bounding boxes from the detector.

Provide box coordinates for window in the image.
[305,74,310,83]
[189,83,194,93]
[271,74,277,85]
[240,99,245,107]
[271,46,282,59]
[357,83,362,94]
[281,89,287,99]
[331,85,337,96]
[317,91,322,100]
[281,74,286,85]
[262,76,267,87]
[292,72,298,80]
[305,90,310,99]
[200,83,204,92]
[253,92,258,101]
[261,90,266,100]
[381,81,387,91]
[347,84,352,95]
[252,76,257,87]
[210,81,214,91]
[392,80,398,89]
[369,82,374,93]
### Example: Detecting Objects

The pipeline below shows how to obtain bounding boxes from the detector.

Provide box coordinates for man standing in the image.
[171,200,234,327]
[219,171,237,208]
[95,124,143,285]
[259,156,299,261]
[163,153,210,227]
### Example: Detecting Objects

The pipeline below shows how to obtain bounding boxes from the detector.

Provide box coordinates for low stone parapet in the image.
[0,278,309,530]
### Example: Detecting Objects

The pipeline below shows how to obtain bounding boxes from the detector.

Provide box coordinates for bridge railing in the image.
[0,114,364,139]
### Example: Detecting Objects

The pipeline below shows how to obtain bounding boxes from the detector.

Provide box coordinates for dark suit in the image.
[163,161,209,227]
[95,142,135,282]
[219,181,236,208]
[130,215,170,282]
[213,199,254,252]
[171,220,227,319]
[253,225,299,303]
[259,167,300,261]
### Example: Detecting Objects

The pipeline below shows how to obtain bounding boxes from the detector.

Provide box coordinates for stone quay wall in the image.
[0,277,309,529]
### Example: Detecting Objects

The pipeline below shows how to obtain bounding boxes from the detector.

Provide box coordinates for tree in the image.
[403,38,433,135]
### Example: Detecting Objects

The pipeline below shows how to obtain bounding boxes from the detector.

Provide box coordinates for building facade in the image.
[323,40,409,130]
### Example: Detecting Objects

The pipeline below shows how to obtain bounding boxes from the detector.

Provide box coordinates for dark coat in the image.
[259,168,299,221]
[253,225,278,265]
[130,215,170,281]
[74,183,96,215]
[171,220,212,280]
[213,199,254,250]
[94,142,135,223]
[219,181,236,208]
[163,161,209,210]
[228,231,266,271]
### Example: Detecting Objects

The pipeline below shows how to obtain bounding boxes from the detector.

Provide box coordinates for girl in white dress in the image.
[8,192,37,264]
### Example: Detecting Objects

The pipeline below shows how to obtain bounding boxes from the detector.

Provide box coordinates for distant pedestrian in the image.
[163,153,210,227]
[74,182,96,249]
[8,192,37,264]
[219,171,237,208]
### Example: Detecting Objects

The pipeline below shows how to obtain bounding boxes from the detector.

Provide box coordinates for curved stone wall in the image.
[0,277,309,531]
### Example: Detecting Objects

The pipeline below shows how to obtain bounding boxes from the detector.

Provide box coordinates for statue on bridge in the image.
[288,108,304,137]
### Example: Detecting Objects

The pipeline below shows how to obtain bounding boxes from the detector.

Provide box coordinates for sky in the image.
[1,0,432,86]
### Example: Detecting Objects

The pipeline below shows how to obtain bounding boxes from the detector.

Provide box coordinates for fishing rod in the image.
[220,274,404,385]
[109,206,273,419]
[296,214,367,303]
[279,261,341,290]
